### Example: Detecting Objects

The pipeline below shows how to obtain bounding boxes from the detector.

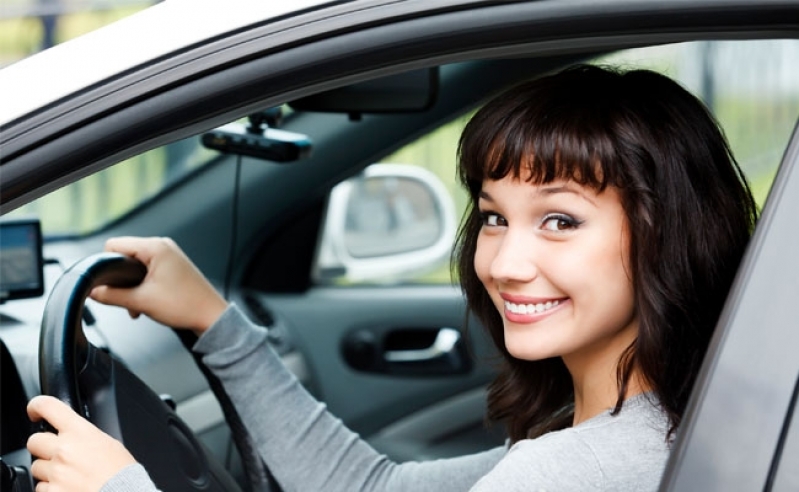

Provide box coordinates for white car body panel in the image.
[0,0,328,126]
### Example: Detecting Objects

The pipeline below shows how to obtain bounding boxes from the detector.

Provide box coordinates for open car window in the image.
[313,39,799,286]
[6,137,217,237]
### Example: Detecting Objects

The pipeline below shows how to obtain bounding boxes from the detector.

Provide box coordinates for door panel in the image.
[242,285,505,459]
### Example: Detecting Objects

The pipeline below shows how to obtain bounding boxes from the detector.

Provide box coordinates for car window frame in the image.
[662,119,799,490]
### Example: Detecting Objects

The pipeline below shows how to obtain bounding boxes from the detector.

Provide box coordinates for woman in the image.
[27,65,757,491]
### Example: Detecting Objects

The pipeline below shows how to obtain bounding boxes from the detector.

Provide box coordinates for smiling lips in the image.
[502,295,567,322]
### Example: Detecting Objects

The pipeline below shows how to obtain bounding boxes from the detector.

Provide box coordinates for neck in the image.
[564,324,648,425]
[571,367,649,425]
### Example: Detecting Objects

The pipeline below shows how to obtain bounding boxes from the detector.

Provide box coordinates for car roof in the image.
[0,0,333,126]
[4,0,799,131]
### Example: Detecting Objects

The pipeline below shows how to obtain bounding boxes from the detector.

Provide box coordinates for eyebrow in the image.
[539,185,597,206]
[479,185,597,206]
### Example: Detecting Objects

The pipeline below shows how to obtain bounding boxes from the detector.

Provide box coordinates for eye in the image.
[541,213,581,232]
[479,212,506,227]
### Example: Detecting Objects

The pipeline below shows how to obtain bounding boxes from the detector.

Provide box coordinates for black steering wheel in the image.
[38,253,271,491]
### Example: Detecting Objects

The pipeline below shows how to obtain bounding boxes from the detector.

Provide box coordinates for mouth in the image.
[504,299,561,315]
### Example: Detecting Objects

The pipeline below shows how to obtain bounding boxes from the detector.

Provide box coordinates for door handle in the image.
[342,327,470,375]
[384,327,460,363]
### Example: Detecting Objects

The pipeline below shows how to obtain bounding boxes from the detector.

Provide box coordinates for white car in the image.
[1,1,799,490]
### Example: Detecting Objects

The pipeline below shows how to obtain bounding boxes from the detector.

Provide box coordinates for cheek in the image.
[557,231,631,299]
[604,227,634,297]
[473,234,493,287]
[584,235,635,312]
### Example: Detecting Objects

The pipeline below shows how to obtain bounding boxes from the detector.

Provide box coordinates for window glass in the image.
[598,40,799,205]
[7,137,216,237]
[317,39,799,286]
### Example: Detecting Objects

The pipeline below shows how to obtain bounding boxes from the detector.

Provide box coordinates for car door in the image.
[661,118,799,490]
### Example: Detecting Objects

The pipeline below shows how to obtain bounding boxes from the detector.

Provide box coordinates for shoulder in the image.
[574,393,671,462]
[469,395,671,492]
[570,395,671,490]
[470,430,604,491]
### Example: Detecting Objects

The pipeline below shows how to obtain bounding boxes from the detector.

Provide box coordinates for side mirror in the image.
[314,164,457,284]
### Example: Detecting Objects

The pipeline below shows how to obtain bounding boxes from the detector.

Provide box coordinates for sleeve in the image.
[100,464,161,492]
[192,304,505,492]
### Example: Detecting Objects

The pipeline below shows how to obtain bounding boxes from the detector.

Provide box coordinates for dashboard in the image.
[0,222,227,489]
[0,221,313,491]
[1,220,46,488]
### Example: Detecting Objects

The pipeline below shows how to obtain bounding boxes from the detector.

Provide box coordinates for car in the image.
[1,1,799,490]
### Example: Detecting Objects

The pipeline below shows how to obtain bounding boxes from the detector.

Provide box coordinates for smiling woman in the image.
[455,65,757,475]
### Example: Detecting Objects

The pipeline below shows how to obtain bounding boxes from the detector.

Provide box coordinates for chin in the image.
[504,340,555,362]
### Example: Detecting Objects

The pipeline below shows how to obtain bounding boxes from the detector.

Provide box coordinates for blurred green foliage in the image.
[0,6,145,66]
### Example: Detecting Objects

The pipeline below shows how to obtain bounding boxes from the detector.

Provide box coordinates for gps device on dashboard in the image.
[0,219,44,302]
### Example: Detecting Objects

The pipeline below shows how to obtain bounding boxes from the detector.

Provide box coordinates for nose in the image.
[489,229,537,283]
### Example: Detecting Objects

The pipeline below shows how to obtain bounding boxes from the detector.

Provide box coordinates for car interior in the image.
[1,12,799,489]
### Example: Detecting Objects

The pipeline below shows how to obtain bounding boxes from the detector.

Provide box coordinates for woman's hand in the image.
[90,236,228,335]
[27,396,137,492]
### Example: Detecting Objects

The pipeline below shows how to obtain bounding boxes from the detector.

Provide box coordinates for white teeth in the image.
[505,300,560,315]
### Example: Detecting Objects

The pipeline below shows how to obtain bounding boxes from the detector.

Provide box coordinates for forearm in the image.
[100,464,160,492]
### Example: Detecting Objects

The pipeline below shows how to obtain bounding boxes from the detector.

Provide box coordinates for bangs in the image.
[458,66,628,197]
[482,122,615,189]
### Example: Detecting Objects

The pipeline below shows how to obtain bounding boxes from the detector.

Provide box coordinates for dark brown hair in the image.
[455,65,757,443]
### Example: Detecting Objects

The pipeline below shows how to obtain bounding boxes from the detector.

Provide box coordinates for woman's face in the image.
[474,175,638,370]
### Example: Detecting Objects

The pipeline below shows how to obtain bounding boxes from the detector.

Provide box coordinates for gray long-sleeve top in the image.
[101,304,671,492]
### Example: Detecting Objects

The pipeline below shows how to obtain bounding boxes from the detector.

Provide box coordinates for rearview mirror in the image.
[314,164,457,284]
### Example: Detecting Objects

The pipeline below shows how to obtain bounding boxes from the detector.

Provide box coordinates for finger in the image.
[103,237,158,266]
[30,457,52,481]
[103,236,152,254]
[104,236,176,264]
[35,478,50,492]
[27,432,59,459]
[27,396,87,432]
[89,284,145,312]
